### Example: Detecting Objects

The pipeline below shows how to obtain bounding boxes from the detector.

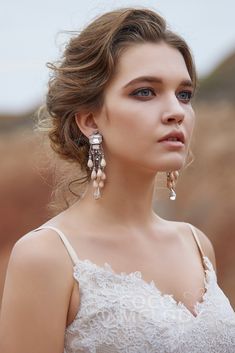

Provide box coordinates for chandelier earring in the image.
[87,131,106,200]
[166,171,179,200]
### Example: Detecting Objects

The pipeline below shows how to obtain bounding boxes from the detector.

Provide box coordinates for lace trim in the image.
[63,255,235,353]
[66,255,216,330]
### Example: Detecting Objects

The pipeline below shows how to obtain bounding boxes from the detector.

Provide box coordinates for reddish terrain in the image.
[0,129,52,301]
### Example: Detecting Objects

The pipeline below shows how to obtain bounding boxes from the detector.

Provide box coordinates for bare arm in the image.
[0,230,73,353]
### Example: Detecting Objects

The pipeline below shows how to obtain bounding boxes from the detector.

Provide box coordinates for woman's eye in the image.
[177,91,193,102]
[130,88,155,97]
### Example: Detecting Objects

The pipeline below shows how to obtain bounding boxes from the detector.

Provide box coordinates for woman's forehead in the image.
[111,42,191,88]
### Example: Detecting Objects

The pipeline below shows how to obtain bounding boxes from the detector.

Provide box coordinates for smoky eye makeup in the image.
[126,79,195,103]
[177,90,194,102]
[129,87,156,98]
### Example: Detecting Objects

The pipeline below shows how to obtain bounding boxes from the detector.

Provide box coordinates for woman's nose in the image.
[161,98,185,125]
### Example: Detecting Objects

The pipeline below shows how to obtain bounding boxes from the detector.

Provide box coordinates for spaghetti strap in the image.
[187,223,206,259]
[33,225,79,266]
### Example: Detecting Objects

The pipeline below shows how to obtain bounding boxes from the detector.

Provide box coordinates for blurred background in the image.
[0,0,235,308]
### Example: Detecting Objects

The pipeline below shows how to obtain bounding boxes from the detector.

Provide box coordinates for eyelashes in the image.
[129,87,193,102]
[130,88,155,98]
[177,91,193,102]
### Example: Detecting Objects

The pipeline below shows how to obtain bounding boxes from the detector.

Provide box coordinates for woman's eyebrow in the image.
[123,76,193,88]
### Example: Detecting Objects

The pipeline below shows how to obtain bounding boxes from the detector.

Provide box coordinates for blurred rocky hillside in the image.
[0,50,234,307]
[195,49,235,102]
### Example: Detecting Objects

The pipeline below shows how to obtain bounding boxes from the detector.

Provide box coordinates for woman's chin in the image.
[153,159,186,172]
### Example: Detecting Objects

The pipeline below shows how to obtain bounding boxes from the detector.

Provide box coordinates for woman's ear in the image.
[75,112,98,138]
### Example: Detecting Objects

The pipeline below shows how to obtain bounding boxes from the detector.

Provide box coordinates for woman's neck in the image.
[71,162,160,230]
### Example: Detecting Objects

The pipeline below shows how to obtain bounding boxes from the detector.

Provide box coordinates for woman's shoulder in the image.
[187,222,217,273]
[1,225,74,352]
[13,209,68,258]
[172,220,217,273]
[10,223,74,283]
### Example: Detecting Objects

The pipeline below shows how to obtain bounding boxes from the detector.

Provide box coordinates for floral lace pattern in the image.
[64,256,235,353]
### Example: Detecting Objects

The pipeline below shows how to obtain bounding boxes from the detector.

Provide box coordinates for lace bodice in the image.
[33,224,235,353]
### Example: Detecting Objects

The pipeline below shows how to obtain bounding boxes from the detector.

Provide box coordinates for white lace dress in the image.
[33,224,235,353]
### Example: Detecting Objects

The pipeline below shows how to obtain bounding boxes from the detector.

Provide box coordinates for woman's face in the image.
[95,41,195,174]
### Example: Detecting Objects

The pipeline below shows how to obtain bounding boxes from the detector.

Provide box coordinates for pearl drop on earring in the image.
[167,171,177,201]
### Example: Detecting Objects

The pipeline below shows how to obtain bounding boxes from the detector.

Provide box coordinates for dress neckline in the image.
[73,254,215,320]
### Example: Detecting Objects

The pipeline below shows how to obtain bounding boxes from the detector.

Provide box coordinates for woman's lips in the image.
[158,140,185,148]
[158,130,185,144]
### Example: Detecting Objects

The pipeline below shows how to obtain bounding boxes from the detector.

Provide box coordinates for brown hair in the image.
[38,7,197,213]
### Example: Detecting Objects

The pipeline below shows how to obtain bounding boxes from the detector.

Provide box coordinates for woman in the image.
[0,7,234,353]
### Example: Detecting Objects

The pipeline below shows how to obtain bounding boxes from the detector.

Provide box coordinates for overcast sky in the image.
[1,0,235,113]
